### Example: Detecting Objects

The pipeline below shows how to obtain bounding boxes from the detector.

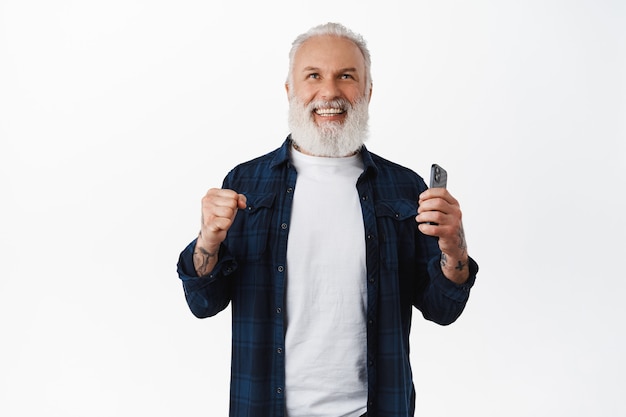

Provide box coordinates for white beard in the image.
[287,96,369,157]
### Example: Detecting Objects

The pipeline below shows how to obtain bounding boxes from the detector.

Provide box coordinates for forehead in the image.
[293,35,366,72]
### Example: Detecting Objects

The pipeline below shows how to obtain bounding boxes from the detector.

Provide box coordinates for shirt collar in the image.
[270,135,379,178]
[269,136,292,169]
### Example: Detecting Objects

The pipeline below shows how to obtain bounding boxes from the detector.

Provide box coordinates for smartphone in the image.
[430,163,447,189]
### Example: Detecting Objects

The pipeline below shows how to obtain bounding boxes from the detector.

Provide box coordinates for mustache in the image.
[305,98,352,112]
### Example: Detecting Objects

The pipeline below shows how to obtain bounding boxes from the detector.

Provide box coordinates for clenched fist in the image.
[193,188,247,276]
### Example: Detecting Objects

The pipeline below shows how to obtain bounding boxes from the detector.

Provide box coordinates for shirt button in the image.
[276,307,282,314]
[361,195,368,201]
[277,265,284,272]
[287,187,293,193]
[277,348,283,354]
[277,387,283,394]
[281,223,288,230]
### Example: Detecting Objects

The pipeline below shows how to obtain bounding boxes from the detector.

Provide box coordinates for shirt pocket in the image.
[375,199,418,222]
[227,192,276,262]
[374,199,418,267]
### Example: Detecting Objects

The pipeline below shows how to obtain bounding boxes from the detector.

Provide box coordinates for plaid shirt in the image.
[177,137,478,417]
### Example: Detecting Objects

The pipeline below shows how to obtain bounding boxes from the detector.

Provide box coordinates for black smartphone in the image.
[430,164,447,189]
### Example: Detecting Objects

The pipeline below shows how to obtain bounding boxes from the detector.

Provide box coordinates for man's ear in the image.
[368,83,373,103]
[285,83,291,98]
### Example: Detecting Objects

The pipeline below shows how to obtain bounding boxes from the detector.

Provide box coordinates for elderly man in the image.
[177,22,478,417]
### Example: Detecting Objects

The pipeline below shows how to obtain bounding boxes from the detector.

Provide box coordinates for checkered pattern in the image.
[178,138,478,417]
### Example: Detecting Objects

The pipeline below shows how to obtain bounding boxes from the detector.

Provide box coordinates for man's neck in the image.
[292,141,360,158]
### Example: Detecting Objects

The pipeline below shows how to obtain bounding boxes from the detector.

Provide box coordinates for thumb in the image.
[237,194,247,209]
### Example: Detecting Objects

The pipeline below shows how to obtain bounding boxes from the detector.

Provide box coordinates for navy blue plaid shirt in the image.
[177,138,478,417]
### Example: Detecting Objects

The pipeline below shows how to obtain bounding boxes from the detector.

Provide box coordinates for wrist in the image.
[440,252,470,284]
[193,231,220,277]
[196,231,220,255]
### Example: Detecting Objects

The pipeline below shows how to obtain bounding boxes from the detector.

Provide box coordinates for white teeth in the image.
[315,108,345,116]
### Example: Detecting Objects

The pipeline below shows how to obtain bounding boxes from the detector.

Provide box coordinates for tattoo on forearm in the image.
[440,253,448,268]
[193,245,217,276]
[455,260,467,271]
[440,252,467,271]
[458,226,467,252]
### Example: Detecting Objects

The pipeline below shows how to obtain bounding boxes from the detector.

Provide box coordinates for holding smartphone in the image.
[430,163,447,189]
[427,164,447,226]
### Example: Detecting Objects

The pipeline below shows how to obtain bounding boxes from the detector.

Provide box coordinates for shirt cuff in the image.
[176,238,237,284]
[429,255,479,302]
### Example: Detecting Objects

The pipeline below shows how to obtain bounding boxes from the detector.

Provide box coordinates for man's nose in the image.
[319,78,341,100]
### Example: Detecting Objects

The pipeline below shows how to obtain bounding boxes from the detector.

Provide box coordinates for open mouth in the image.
[314,107,346,117]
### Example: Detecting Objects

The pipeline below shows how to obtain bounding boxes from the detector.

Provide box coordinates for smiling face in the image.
[286,35,372,157]
[286,35,371,125]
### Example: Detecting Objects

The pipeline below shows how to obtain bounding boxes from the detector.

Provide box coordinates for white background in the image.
[1,1,625,416]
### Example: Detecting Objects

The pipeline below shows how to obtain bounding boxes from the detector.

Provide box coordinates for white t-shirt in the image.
[285,147,368,417]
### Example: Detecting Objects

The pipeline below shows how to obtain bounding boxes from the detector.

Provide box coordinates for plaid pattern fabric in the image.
[178,137,478,417]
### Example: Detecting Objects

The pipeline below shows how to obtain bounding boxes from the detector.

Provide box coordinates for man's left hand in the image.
[416,188,469,284]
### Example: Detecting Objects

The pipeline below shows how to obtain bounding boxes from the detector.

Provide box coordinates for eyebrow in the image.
[302,66,359,74]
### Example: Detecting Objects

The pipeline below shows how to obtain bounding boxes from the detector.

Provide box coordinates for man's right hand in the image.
[193,188,247,276]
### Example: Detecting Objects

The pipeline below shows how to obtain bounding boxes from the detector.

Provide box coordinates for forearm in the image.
[177,239,233,318]
[193,229,226,276]
[439,223,470,284]
[417,255,478,325]
[193,236,220,277]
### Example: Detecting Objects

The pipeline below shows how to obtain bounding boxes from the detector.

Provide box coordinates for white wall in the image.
[1,1,624,416]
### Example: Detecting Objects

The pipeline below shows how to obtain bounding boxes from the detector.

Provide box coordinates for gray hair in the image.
[286,22,372,95]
